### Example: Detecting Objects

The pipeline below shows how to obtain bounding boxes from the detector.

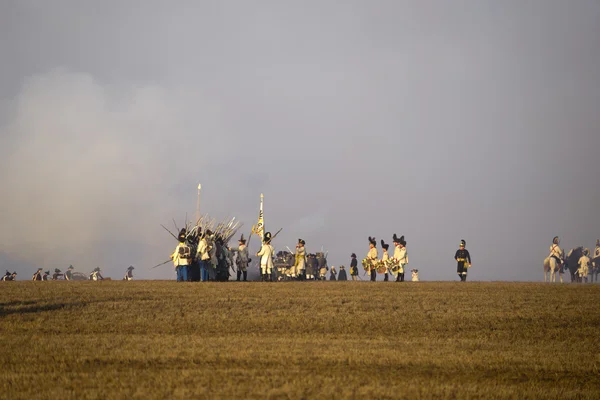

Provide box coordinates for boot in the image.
[237,270,242,281]
[384,273,389,282]
[400,273,404,282]
[243,271,247,281]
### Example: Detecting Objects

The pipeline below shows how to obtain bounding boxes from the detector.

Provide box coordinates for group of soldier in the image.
[26,265,134,281]
[546,237,600,283]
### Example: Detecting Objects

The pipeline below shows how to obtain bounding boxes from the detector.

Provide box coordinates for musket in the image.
[271,228,283,241]
[161,224,178,240]
[151,259,172,269]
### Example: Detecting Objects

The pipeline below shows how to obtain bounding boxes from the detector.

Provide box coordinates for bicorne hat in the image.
[381,239,389,250]
[368,236,377,246]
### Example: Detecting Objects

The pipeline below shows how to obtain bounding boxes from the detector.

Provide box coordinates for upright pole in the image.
[196,184,201,225]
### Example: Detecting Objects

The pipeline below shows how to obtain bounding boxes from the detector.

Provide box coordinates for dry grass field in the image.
[1,281,599,399]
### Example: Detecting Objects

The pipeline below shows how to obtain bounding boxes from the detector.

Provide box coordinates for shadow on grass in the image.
[0,299,122,317]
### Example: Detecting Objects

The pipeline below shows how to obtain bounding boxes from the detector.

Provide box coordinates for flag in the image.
[254,193,265,242]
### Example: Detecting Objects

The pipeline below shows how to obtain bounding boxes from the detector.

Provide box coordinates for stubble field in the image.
[1,281,599,399]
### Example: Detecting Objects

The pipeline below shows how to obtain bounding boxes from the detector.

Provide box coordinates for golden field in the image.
[1,281,599,399]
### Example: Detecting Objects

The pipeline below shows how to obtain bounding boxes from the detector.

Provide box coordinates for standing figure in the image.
[330,266,337,281]
[171,234,191,282]
[42,270,50,281]
[350,253,359,281]
[338,265,348,281]
[64,265,74,281]
[381,240,390,281]
[197,229,212,282]
[236,234,249,281]
[52,268,63,280]
[257,232,275,281]
[89,267,104,281]
[123,266,134,281]
[578,249,591,283]
[2,271,17,281]
[306,254,317,280]
[295,239,307,280]
[455,239,472,282]
[392,234,408,282]
[591,239,600,283]
[32,268,43,281]
[367,237,378,281]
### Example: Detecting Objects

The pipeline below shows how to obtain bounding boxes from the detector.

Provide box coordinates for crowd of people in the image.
[545,237,600,283]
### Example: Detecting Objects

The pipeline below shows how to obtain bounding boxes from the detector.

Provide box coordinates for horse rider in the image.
[393,234,408,282]
[295,239,307,281]
[381,240,390,281]
[89,267,104,281]
[257,232,275,282]
[366,237,378,281]
[236,234,250,282]
[455,239,472,281]
[123,266,134,281]
[350,253,359,281]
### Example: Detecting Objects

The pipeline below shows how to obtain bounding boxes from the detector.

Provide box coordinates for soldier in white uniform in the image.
[32,268,43,281]
[295,239,307,281]
[236,234,249,282]
[366,237,378,281]
[123,266,134,281]
[592,239,600,283]
[393,234,408,282]
[257,232,275,281]
[197,229,212,282]
[578,249,591,283]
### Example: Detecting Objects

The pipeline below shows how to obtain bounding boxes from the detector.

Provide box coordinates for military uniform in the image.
[578,249,591,283]
[455,240,471,281]
[52,268,63,280]
[257,232,275,281]
[64,266,74,281]
[295,239,307,280]
[236,235,249,281]
[123,266,134,281]
[197,231,212,282]
[32,268,43,281]
[393,234,408,282]
[381,240,390,281]
[171,237,191,282]
[338,266,348,281]
[367,237,378,281]
[42,271,50,281]
[350,254,358,281]
[306,254,317,280]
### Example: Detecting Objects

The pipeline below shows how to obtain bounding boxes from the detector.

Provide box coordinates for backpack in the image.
[178,245,191,259]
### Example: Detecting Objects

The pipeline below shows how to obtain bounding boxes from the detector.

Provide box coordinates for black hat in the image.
[583,248,589,256]
[37,267,43,271]
[298,238,305,245]
[44,271,50,275]
[351,253,356,258]
[368,236,376,246]
[55,268,61,273]
[239,234,246,244]
[127,266,134,270]
[381,240,389,250]
[264,232,272,242]
[93,267,101,272]
[460,239,466,247]
[68,265,74,270]
[552,236,559,245]
[399,235,406,246]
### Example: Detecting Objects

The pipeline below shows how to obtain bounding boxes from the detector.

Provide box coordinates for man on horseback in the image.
[545,236,564,283]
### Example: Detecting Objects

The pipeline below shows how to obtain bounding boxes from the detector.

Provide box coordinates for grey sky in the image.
[1,1,599,281]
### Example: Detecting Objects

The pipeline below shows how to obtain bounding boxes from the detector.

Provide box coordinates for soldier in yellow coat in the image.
[367,237,378,281]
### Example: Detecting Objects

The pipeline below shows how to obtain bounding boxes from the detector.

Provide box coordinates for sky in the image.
[1,0,599,281]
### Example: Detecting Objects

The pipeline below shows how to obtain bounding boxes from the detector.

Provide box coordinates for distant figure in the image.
[2,271,16,281]
[123,266,134,281]
[236,234,249,282]
[89,267,104,281]
[455,240,472,282]
[257,232,275,282]
[295,239,307,281]
[393,234,408,282]
[411,269,419,282]
[171,233,191,282]
[591,240,600,283]
[366,237,378,281]
[52,268,63,280]
[64,265,74,281]
[306,253,317,280]
[42,270,50,281]
[32,268,43,281]
[543,236,563,283]
[350,253,358,281]
[330,266,337,281]
[381,240,390,281]
[578,249,591,283]
[197,229,212,282]
[338,265,348,281]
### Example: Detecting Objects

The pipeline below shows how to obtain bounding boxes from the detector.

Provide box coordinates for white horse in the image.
[543,256,561,283]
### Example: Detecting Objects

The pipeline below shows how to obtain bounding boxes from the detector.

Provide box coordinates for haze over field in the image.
[1,1,599,280]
